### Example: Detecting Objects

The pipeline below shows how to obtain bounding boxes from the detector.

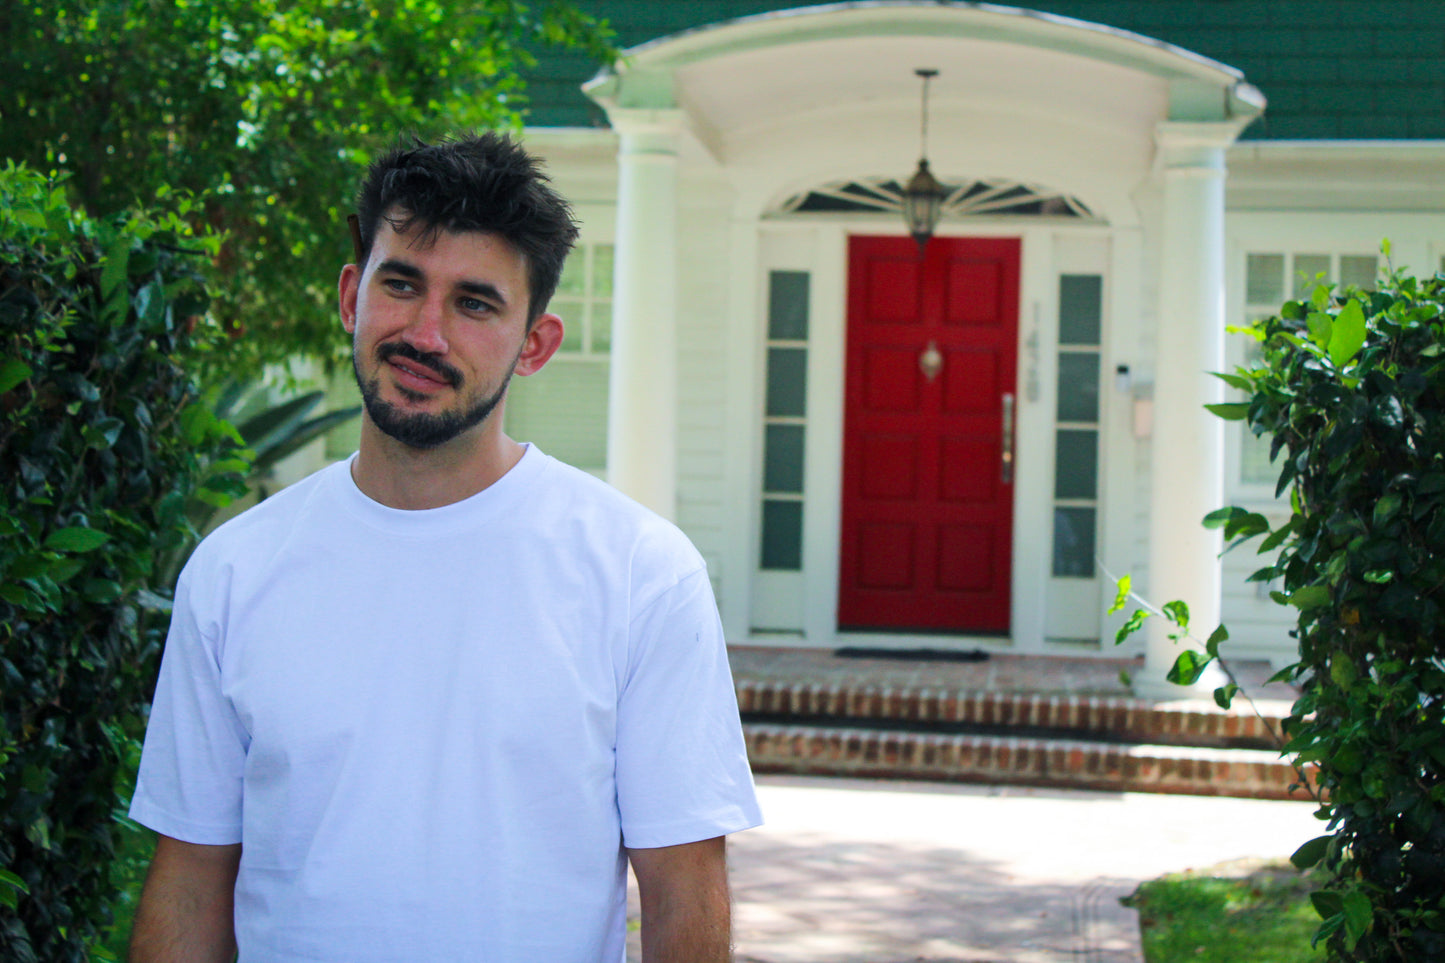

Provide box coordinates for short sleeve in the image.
[615,567,763,849]
[129,565,249,844]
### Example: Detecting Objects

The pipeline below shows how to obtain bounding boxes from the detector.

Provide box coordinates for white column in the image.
[1137,123,1234,698]
[605,110,683,519]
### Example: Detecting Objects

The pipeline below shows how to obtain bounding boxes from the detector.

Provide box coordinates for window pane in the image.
[1052,506,1096,577]
[1056,352,1100,423]
[768,271,810,340]
[763,424,805,493]
[592,302,611,353]
[1340,255,1377,292]
[1245,254,1284,306]
[556,302,584,352]
[593,244,614,297]
[1054,429,1098,499]
[761,500,803,570]
[766,347,807,417]
[1059,275,1102,346]
[556,250,586,297]
[1293,254,1330,298]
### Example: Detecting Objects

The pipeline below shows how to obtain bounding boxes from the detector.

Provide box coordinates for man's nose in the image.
[402,296,449,355]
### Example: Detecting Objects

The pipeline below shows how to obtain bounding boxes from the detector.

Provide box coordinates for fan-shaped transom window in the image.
[775,177,1094,219]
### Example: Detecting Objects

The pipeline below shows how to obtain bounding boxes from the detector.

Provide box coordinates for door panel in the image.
[838,236,1020,633]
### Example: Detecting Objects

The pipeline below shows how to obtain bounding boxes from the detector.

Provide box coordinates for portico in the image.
[518,1,1272,692]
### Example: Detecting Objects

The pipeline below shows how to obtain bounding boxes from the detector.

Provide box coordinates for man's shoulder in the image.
[532,454,705,575]
[185,459,344,570]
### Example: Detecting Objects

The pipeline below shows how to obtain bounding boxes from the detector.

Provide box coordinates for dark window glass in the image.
[763,424,805,493]
[1052,506,1096,577]
[1056,352,1100,423]
[768,271,810,340]
[761,500,803,570]
[766,347,807,417]
[1059,275,1102,346]
[1054,429,1098,500]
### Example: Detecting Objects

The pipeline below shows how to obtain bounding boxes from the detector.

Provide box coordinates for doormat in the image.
[833,647,991,662]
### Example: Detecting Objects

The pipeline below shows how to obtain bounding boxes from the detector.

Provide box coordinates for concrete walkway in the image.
[629,774,1322,962]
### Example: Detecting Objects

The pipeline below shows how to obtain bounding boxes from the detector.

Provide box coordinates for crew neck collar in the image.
[331,443,547,536]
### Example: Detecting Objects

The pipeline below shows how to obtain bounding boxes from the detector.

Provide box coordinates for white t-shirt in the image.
[131,446,762,962]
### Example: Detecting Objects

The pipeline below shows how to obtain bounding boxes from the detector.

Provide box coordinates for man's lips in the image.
[376,343,461,389]
[390,356,448,386]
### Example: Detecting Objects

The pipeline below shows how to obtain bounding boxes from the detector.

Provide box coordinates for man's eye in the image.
[383,278,413,293]
[461,298,491,313]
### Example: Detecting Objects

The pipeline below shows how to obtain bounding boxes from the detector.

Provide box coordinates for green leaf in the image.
[1205,623,1228,658]
[0,868,29,896]
[46,557,85,583]
[1213,683,1239,709]
[1342,891,1372,950]
[1166,649,1211,686]
[1293,835,1332,870]
[1204,402,1250,421]
[1202,507,1243,530]
[1362,569,1394,584]
[99,232,131,304]
[1259,522,1294,553]
[1372,493,1403,527]
[1114,608,1150,645]
[1329,298,1367,367]
[1288,585,1330,610]
[1212,371,1254,391]
[1310,890,1343,919]
[1161,600,1189,630]
[42,527,110,553]
[1108,574,1131,615]
[180,403,216,446]
[81,578,123,603]
[0,358,32,394]
[1307,311,1333,348]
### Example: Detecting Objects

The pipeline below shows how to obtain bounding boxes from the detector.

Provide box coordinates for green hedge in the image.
[1119,254,1445,961]
[0,166,243,962]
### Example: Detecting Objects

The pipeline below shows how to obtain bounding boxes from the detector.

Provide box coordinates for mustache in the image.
[376,342,462,388]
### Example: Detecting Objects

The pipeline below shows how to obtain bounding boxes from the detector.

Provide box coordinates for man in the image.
[128,133,763,962]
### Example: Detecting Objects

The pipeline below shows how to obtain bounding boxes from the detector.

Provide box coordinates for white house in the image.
[365,2,1445,693]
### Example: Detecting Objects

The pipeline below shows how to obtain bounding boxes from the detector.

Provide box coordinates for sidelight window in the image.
[760,271,809,570]
[1052,274,1102,578]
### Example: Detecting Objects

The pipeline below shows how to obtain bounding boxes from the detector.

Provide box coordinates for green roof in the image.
[523,0,1445,140]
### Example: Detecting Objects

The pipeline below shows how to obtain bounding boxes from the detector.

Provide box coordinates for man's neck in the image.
[349,419,526,510]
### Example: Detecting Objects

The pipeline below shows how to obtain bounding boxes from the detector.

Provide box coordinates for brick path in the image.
[629,774,1321,962]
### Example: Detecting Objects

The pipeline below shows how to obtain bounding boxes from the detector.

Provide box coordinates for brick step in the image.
[743,723,1310,801]
[735,679,1290,751]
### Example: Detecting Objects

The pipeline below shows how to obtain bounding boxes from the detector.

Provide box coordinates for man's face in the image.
[338,217,561,450]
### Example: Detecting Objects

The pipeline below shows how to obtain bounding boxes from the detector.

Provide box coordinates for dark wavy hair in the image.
[355,132,579,323]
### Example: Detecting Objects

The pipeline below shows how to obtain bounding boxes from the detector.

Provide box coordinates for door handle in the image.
[919,340,943,383]
[1001,392,1015,485]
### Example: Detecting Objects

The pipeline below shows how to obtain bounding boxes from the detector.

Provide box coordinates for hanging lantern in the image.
[903,158,945,251]
[902,68,944,251]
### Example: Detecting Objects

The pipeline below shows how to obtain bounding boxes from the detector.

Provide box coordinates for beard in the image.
[355,341,513,450]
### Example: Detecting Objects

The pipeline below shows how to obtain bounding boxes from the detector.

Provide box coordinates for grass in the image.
[1124,861,1328,963]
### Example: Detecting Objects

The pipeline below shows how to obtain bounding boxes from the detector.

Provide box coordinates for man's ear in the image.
[338,262,361,334]
[514,313,565,377]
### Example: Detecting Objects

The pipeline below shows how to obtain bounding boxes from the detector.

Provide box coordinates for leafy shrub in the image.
[1118,249,1445,960]
[0,165,243,961]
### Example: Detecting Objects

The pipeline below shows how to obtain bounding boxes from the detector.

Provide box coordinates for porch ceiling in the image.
[584,2,1265,163]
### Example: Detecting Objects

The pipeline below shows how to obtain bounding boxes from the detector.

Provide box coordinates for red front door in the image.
[838,235,1020,633]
